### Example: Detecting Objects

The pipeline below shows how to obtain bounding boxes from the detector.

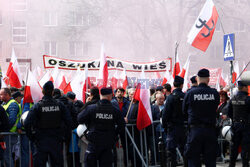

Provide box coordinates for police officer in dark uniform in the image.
[77,87,125,167]
[24,81,72,167]
[228,80,250,167]
[162,76,186,167]
[183,69,220,167]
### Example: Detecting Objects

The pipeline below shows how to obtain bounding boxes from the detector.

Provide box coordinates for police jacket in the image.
[183,83,220,126]
[77,99,125,148]
[111,97,130,118]
[162,88,185,128]
[24,95,72,141]
[228,91,250,123]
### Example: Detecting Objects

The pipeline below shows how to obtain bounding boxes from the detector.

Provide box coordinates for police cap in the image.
[12,91,23,99]
[67,91,76,100]
[100,87,113,95]
[197,68,210,77]
[43,81,54,91]
[190,76,197,84]
[174,76,184,84]
[156,86,164,91]
[238,81,247,87]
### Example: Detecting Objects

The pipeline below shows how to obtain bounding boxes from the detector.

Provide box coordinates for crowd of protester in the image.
[0,73,245,167]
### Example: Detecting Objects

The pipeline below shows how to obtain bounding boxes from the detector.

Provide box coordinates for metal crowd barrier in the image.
[0,122,231,167]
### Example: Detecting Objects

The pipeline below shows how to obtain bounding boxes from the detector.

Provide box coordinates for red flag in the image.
[133,71,152,130]
[23,70,43,104]
[172,53,181,78]
[187,0,218,52]
[6,49,22,88]
[111,70,118,89]
[98,44,108,88]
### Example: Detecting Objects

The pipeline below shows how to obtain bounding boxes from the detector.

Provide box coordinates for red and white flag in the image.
[23,70,43,104]
[54,71,67,90]
[187,0,218,52]
[219,71,227,88]
[51,66,59,83]
[82,67,90,103]
[162,69,171,86]
[133,71,152,130]
[111,70,118,89]
[98,44,108,88]
[39,70,52,87]
[172,53,181,78]
[182,59,190,92]
[232,61,239,84]
[33,66,43,80]
[5,49,22,88]
[179,56,190,78]
[122,68,128,90]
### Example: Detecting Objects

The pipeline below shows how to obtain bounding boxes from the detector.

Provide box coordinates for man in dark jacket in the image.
[78,87,125,167]
[24,81,72,166]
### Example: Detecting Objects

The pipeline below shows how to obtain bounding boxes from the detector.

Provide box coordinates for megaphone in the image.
[20,111,29,126]
[76,124,88,142]
[221,125,232,141]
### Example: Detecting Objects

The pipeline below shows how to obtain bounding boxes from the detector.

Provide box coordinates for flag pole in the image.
[126,98,134,118]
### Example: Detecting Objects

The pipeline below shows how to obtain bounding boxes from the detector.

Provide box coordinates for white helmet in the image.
[76,124,88,141]
[20,111,29,126]
[222,125,232,141]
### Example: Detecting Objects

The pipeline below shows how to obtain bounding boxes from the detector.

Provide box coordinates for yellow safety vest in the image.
[2,99,22,132]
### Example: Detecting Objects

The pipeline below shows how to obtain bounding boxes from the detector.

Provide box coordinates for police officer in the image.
[183,68,220,167]
[77,87,125,167]
[24,81,72,167]
[228,80,250,167]
[162,76,186,167]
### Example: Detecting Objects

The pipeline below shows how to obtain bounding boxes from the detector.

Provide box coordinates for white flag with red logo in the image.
[187,0,218,52]
[5,49,22,88]
[98,44,108,88]
[133,71,152,130]
[23,70,43,104]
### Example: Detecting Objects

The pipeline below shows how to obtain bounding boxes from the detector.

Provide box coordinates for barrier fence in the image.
[0,121,231,167]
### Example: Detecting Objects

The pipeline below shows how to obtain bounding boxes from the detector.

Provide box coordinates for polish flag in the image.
[39,70,52,87]
[232,61,239,84]
[54,71,67,90]
[122,68,128,90]
[179,56,190,78]
[172,53,181,78]
[182,59,190,92]
[111,70,118,89]
[82,67,90,103]
[133,71,152,130]
[98,44,108,88]
[156,72,161,79]
[187,0,218,52]
[6,49,22,88]
[23,70,43,104]
[162,69,171,86]
[220,72,227,87]
[51,66,59,83]
[64,70,88,102]
[33,66,43,80]
[216,74,221,91]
